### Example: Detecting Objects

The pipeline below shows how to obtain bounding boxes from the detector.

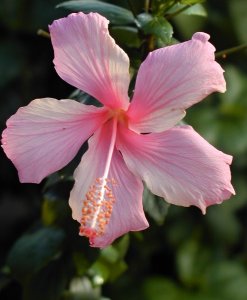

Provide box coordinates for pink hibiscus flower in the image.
[2,12,235,248]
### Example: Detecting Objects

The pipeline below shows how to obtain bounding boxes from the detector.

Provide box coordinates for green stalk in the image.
[216,43,247,58]
[37,29,50,39]
[166,5,191,20]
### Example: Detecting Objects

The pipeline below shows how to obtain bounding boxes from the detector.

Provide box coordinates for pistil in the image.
[79,118,118,245]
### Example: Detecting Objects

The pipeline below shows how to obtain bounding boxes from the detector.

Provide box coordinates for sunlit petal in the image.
[50,12,130,109]
[2,98,108,183]
[128,33,226,133]
[117,125,235,213]
[69,120,148,248]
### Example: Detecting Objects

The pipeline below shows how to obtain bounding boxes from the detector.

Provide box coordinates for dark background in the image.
[0,0,247,299]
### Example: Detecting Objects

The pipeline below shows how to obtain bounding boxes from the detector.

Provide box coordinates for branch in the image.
[216,43,247,58]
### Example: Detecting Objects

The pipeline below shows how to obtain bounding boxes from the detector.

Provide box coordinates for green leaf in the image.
[72,252,93,277]
[229,0,247,43]
[42,192,71,226]
[205,205,240,245]
[56,0,134,25]
[23,257,70,300]
[110,26,141,48]
[113,234,129,259]
[167,3,207,17]
[216,118,247,161]
[180,0,204,4]
[220,65,247,114]
[143,186,170,225]
[89,236,129,284]
[7,227,65,283]
[183,4,207,16]
[143,276,218,300]
[176,238,211,288]
[107,260,127,282]
[90,260,110,284]
[70,90,102,107]
[230,174,247,211]
[91,259,127,284]
[142,277,181,300]
[137,13,173,44]
[186,65,247,163]
[204,262,247,300]
[101,247,119,264]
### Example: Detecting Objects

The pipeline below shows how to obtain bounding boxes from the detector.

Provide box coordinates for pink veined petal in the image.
[69,120,148,248]
[117,125,235,214]
[1,98,108,183]
[49,12,130,110]
[127,32,226,133]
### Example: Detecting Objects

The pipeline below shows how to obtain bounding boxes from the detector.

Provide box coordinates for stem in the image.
[37,29,50,39]
[147,35,155,52]
[216,43,247,58]
[144,0,152,13]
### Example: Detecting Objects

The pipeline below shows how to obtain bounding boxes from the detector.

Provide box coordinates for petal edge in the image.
[117,125,235,214]
[2,98,108,183]
[50,12,130,109]
[128,32,226,133]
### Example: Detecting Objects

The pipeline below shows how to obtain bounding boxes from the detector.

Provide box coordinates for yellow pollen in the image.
[79,177,117,244]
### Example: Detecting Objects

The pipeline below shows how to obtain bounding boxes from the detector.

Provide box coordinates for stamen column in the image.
[79,118,118,244]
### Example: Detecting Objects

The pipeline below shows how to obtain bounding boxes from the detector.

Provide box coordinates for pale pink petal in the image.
[127,32,226,133]
[49,12,130,110]
[69,120,148,248]
[117,125,235,214]
[1,98,108,183]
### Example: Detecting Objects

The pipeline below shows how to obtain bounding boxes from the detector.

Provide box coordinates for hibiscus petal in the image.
[117,125,235,214]
[69,120,148,248]
[127,32,226,133]
[1,98,108,183]
[49,12,130,110]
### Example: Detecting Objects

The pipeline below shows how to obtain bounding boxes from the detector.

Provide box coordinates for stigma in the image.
[79,177,117,245]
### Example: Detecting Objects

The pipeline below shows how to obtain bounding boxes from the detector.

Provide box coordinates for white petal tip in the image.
[192,32,210,43]
[220,85,227,93]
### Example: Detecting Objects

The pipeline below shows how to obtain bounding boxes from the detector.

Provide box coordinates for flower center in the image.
[79,119,118,245]
[109,108,129,127]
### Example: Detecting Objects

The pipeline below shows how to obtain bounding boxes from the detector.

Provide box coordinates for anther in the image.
[79,177,116,242]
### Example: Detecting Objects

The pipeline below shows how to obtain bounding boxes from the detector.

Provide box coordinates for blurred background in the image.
[0,0,247,299]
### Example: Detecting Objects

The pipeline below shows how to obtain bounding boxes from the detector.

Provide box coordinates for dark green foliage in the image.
[1,0,247,299]
[7,227,65,283]
[56,0,135,25]
[137,13,174,45]
[143,187,170,225]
